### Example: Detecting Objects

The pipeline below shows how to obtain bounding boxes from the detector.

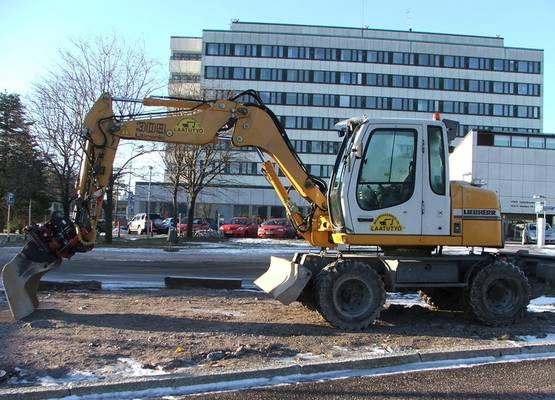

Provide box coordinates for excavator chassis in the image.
[256,249,555,329]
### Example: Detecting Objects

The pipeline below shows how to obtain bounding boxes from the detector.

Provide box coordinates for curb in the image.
[39,281,102,292]
[1,342,554,400]
[164,276,242,290]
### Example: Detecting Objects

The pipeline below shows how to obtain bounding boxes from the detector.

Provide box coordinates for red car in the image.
[257,218,297,239]
[178,218,211,234]
[220,217,258,238]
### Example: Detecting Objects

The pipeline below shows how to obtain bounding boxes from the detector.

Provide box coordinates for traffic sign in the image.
[7,192,14,206]
[534,201,544,214]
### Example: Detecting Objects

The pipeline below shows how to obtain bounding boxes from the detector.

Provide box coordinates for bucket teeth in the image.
[1,241,60,320]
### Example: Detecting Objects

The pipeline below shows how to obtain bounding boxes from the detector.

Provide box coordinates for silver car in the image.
[522,222,555,244]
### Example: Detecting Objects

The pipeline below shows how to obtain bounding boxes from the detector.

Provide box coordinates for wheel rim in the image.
[332,277,372,319]
[485,278,519,314]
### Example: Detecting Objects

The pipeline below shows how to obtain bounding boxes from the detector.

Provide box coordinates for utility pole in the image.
[28,198,32,226]
[6,192,14,242]
[147,166,153,235]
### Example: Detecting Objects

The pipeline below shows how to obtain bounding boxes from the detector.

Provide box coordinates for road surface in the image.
[179,358,555,400]
[0,240,308,289]
[0,241,553,289]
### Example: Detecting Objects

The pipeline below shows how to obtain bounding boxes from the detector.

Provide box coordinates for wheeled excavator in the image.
[2,90,555,330]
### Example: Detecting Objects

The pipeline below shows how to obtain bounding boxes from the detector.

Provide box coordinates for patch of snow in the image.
[516,333,555,343]
[96,358,167,378]
[38,371,96,386]
[10,358,167,387]
[528,296,555,313]
[231,238,312,247]
[188,307,245,318]
[386,292,426,308]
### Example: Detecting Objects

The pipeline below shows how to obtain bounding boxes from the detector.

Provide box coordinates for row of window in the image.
[276,115,539,137]
[257,91,540,119]
[484,134,555,149]
[204,66,540,97]
[291,139,341,154]
[169,73,200,83]
[171,52,202,61]
[225,161,334,178]
[205,43,541,74]
[213,137,340,154]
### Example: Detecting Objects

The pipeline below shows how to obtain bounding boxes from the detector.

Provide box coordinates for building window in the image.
[494,135,510,147]
[528,137,545,149]
[232,68,244,79]
[205,66,217,79]
[546,138,555,149]
[511,136,527,148]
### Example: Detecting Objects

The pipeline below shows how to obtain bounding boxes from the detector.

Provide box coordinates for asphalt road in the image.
[180,358,555,400]
[0,244,300,289]
[0,241,553,290]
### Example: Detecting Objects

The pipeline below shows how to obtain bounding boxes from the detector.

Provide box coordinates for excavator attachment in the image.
[254,256,312,305]
[1,241,61,320]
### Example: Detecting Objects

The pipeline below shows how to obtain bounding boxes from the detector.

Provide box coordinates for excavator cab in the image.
[328,118,451,243]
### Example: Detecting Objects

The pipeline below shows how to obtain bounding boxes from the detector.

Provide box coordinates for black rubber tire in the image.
[419,288,466,311]
[314,260,386,330]
[297,285,317,311]
[467,260,530,326]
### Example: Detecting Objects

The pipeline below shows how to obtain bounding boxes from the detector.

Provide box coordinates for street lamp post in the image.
[533,194,546,247]
[147,166,153,236]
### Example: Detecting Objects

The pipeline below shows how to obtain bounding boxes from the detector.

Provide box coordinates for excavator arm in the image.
[2,91,333,319]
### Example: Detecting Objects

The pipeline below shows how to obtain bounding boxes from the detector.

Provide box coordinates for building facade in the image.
[449,130,555,229]
[168,22,544,221]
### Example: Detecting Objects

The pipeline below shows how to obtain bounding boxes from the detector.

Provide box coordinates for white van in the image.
[127,213,163,235]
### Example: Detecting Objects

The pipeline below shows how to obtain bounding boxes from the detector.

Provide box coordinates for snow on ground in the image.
[516,333,555,343]
[528,296,555,313]
[44,352,555,399]
[8,358,168,387]
[386,292,426,308]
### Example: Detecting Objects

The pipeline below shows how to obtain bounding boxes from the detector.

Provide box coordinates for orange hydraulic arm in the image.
[76,92,334,249]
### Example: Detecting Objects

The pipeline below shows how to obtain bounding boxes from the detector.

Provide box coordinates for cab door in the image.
[343,123,423,235]
[421,124,450,235]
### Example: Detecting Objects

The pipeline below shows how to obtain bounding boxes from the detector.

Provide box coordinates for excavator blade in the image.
[1,241,61,320]
[254,256,312,305]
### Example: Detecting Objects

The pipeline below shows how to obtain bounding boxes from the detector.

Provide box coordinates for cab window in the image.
[427,125,446,195]
[357,129,417,210]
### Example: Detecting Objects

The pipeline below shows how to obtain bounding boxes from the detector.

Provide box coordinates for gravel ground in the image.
[0,288,554,387]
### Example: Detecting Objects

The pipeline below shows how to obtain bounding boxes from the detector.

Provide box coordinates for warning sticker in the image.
[371,213,403,232]
[174,117,204,135]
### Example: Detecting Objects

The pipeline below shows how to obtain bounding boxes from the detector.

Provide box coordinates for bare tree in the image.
[163,86,241,239]
[28,35,161,240]
[178,143,236,238]
[102,143,157,242]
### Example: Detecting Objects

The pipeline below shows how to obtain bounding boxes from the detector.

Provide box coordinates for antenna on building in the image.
[406,9,413,32]
[230,18,239,29]
[361,0,365,29]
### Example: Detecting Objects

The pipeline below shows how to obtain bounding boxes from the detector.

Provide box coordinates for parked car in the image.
[127,213,164,235]
[220,217,258,238]
[157,217,176,234]
[522,222,555,244]
[179,217,214,234]
[257,218,296,239]
[96,218,106,234]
